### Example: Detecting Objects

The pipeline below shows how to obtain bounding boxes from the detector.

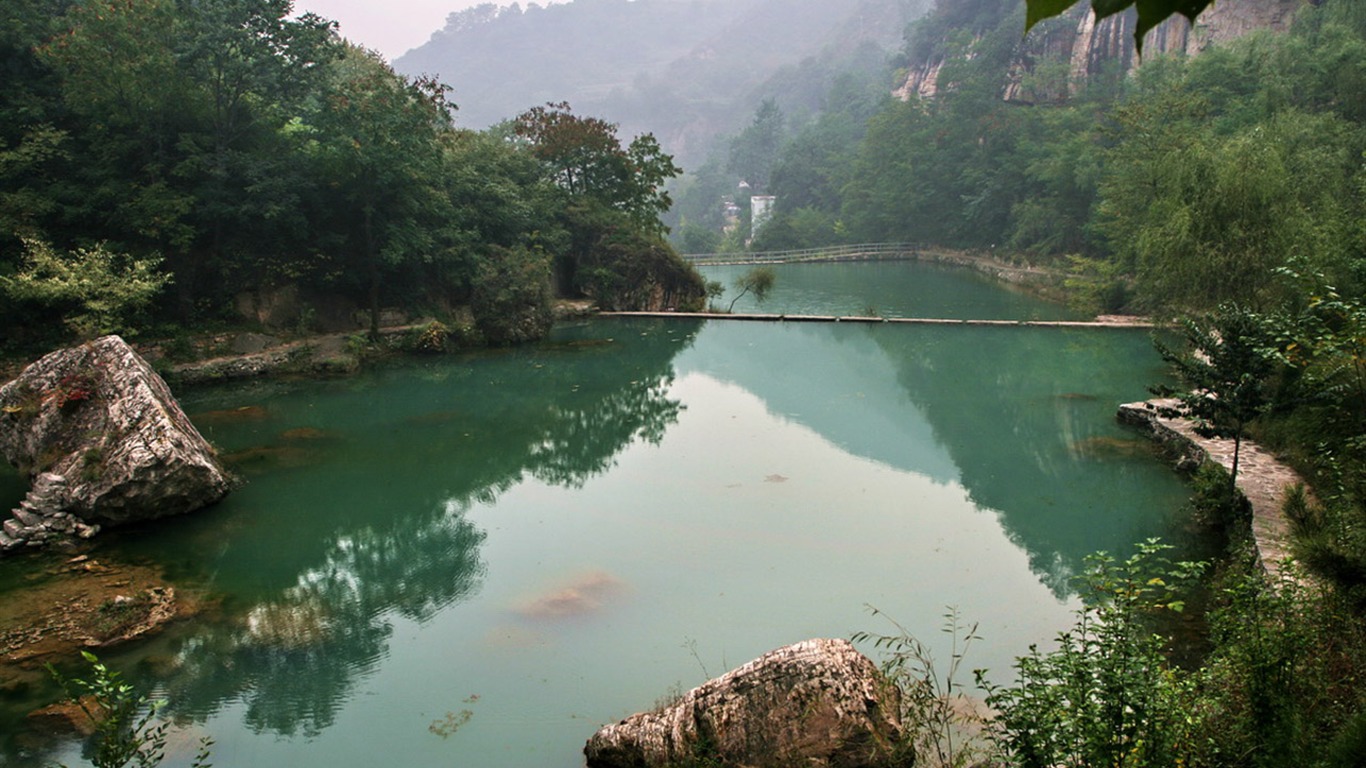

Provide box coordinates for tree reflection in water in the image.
[143,319,701,738]
[679,320,1185,599]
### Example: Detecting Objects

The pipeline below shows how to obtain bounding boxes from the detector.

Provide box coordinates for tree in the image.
[1152,304,1282,493]
[512,102,678,234]
[1100,103,1357,314]
[1024,0,1215,52]
[726,266,776,313]
[38,0,339,315]
[310,46,457,335]
[470,244,554,345]
[728,99,785,193]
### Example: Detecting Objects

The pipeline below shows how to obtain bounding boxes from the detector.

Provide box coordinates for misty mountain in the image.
[394,0,929,166]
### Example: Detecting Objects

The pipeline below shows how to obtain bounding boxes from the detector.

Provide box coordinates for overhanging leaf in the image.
[1091,0,1130,20]
[1025,0,1216,53]
[1024,0,1077,34]
[1134,0,1214,52]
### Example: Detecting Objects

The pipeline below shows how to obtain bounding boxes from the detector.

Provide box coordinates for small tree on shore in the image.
[1151,303,1280,493]
[726,266,776,313]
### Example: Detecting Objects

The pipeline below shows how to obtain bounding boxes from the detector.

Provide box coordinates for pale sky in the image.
[296,0,492,61]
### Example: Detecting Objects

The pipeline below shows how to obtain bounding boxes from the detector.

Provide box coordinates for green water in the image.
[702,260,1084,320]
[0,263,1189,767]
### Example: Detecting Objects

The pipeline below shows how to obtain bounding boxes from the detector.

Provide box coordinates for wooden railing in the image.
[680,242,927,266]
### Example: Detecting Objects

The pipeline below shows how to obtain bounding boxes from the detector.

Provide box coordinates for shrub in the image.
[576,228,706,312]
[408,320,450,354]
[470,245,555,345]
[47,651,212,768]
[978,540,1205,768]
[1,238,170,339]
[1194,564,1366,767]
[853,607,986,768]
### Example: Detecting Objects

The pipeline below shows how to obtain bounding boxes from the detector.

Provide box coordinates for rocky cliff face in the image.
[896,0,1306,103]
[0,336,232,553]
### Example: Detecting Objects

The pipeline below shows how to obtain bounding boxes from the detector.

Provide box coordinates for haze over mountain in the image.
[296,0,498,60]
[394,0,930,165]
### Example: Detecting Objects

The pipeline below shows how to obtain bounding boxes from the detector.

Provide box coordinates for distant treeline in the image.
[0,0,703,349]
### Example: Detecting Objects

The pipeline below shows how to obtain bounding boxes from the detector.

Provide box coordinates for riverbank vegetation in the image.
[0,0,704,359]
[879,542,1366,768]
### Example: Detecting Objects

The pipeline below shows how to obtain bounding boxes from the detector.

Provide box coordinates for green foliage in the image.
[2,238,169,338]
[47,651,213,768]
[853,607,987,768]
[978,540,1205,768]
[574,226,705,312]
[513,102,679,234]
[1195,564,1366,768]
[1153,304,1283,490]
[409,320,450,354]
[749,0,1366,316]
[0,1,685,344]
[1187,462,1250,533]
[1063,255,1129,315]
[1102,106,1358,313]
[725,266,776,313]
[470,245,554,346]
[728,99,786,193]
[676,220,722,255]
[311,45,458,336]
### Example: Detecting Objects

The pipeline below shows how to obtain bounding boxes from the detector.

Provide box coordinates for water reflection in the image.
[160,501,486,737]
[121,319,702,739]
[0,301,1183,764]
[675,321,1183,595]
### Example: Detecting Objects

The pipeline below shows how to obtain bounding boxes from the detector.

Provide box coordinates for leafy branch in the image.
[46,651,212,768]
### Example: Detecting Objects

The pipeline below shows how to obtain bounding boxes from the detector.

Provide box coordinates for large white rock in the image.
[0,335,232,551]
[585,638,911,768]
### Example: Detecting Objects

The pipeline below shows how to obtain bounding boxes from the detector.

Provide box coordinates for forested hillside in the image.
[0,0,704,352]
[394,0,929,165]
[706,0,1365,316]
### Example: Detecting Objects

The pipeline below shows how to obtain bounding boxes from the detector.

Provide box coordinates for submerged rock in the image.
[0,336,232,553]
[584,638,910,768]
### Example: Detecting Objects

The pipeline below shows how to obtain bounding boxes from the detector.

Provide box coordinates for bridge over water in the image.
[681,242,927,266]
[600,311,1154,329]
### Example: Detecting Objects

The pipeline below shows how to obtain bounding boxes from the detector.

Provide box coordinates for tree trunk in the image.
[365,206,380,338]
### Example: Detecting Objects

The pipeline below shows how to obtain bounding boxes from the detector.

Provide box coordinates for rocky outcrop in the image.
[0,473,100,551]
[0,336,232,553]
[899,0,1305,104]
[584,638,910,768]
[1059,0,1302,95]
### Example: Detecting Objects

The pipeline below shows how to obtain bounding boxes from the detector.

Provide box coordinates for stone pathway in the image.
[1119,399,1305,581]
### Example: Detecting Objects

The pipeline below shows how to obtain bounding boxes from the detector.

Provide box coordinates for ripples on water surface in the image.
[0,262,1188,767]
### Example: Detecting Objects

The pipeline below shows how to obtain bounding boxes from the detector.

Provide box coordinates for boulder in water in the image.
[0,336,232,553]
[584,638,911,768]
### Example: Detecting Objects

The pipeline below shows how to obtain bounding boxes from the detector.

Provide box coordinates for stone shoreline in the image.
[1118,399,1306,581]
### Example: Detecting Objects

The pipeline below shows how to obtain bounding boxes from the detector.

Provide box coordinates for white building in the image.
[750,195,776,233]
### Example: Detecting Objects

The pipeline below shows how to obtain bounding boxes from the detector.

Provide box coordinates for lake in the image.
[0,261,1190,767]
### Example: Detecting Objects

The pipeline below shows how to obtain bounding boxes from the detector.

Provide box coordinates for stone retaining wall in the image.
[1119,399,1304,580]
